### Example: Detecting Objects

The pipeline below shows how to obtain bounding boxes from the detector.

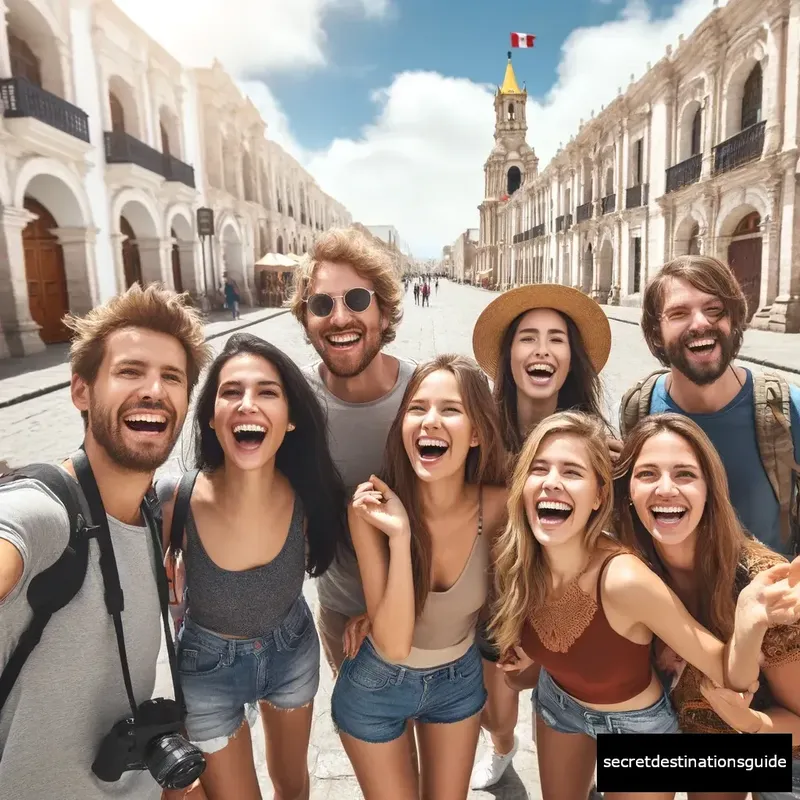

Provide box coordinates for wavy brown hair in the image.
[382,354,507,614]
[641,255,748,367]
[489,411,617,655]
[289,227,404,346]
[613,413,773,640]
[493,310,606,454]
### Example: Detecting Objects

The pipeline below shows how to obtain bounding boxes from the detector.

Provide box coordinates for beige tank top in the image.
[371,490,489,669]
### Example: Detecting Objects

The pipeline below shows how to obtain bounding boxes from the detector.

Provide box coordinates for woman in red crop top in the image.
[615,414,800,800]
[489,411,800,800]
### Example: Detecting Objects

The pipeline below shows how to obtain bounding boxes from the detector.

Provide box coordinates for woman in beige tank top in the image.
[330,355,508,800]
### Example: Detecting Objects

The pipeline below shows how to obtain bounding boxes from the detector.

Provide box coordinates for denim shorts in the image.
[759,758,800,799]
[331,638,487,743]
[534,667,679,737]
[177,595,320,751]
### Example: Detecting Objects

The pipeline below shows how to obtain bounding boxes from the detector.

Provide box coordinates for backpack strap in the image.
[170,469,201,560]
[0,464,92,710]
[752,372,800,551]
[619,370,669,437]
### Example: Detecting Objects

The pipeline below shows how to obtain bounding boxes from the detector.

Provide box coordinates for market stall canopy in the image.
[255,253,297,268]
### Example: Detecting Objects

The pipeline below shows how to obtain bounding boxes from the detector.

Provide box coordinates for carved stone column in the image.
[0,206,45,357]
[763,12,785,156]
[51,227,98,316]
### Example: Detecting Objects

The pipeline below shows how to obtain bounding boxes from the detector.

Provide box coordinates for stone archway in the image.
[221,222,247,304]
[594,239,613,303]
[167,207,196,295]
[726,210,762,322]
[116,194,161,289]
[9,167,94,351]
[674,215,704,257]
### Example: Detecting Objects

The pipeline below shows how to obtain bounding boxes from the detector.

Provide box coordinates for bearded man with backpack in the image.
[0,284,211,800]
[619,255,800,558]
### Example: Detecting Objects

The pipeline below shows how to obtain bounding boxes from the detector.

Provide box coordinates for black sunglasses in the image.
[304,288,375,318]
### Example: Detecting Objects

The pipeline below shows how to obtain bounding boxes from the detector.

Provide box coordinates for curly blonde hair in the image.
[288,227,404,345]
[488,411,615,656]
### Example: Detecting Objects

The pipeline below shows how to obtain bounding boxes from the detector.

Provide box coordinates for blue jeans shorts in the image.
[331,638,487,744]
[533,667,679,737]
[177,595,320,752]
[759,758,800,799]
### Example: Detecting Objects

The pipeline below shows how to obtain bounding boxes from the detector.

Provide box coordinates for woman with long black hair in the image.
[157,332,348,800]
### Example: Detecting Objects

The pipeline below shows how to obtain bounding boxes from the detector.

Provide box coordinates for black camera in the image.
[93,698,205,790]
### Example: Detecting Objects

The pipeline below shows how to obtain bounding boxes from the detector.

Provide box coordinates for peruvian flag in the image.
[510,33,535,48]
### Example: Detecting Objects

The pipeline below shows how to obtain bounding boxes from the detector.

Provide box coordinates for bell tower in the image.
[477,53,538,288]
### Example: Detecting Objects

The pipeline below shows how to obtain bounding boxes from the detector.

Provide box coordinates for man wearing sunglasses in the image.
[290,228,414,675]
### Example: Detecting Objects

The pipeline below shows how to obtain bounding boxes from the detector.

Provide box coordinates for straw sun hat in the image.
[472,284,612,380]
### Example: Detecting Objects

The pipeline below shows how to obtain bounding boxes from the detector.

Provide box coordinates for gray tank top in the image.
[156,475,306,638]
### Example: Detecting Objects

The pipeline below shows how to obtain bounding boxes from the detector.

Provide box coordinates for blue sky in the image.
[264,0,683,151]
[120,0,720,257]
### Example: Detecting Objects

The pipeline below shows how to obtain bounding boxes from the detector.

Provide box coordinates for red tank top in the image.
[520,552,653,704]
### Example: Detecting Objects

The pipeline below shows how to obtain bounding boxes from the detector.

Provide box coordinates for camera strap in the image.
[71,449,186,719]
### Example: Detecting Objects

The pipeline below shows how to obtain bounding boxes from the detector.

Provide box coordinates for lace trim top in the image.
[671,548,800,756]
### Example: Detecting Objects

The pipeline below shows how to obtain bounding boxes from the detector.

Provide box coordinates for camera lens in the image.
[145,732,206,790]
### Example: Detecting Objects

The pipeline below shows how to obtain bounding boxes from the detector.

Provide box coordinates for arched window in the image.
[110,92,126,133]
[689,223,700,255]
[741,63,763,130]
[9,34,42,86]
[507,166,521,195]
[691,108,702,156]
[160,122,170,154]
[276,236,284,254]
[733,211,761,236]
[507,102,515,121]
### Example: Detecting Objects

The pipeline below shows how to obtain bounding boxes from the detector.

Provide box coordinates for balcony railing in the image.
[163,153,195,188]
[555,213,573,232]
[713,120,766,176]
[666,153,701,193]
[576,202,593,223]
[601,194,616,214]
[625,184,648,208]
[1,76,89,143]
[104,132,195,187]
[532,222,546,238]
[105,131,164,176]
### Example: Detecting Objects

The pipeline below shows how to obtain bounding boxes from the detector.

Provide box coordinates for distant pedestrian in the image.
[421,282,430,307]
[435,279,439,294]
[223,273,240,321]
[413,282,420,305]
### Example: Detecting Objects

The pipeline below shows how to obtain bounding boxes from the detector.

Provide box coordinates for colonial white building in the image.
[0,0,352,361]
[477,0,800,332]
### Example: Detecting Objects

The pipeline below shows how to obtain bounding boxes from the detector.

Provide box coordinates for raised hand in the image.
[737,555,800,629]
[351,475,411,540]
[699,676,762,733]
[607,436,624,464]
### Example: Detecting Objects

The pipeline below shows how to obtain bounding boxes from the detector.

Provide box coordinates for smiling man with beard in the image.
[620,255,800,558]
[0,284,210,800]
[290,228,415,675]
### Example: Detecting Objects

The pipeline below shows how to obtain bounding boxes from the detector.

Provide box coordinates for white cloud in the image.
[114,0,726,257]
[113,0,387,74]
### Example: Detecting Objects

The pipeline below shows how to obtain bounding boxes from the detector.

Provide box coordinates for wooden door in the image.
[22,199,70,344]
[728,237,762,322]
[171,242,183,293]
[121,216,143,288]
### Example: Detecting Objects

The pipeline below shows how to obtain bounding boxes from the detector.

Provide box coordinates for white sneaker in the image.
[470,735,519,789]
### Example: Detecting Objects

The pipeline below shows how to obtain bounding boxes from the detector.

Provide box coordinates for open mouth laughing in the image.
[325,331,362,350]
[416,436,450,463]
[232,423,267,450]
[123,412,168,436]
[650,505,688,526]
[536,499,573,527]
[684,337,718,356]
[525,362,556,385]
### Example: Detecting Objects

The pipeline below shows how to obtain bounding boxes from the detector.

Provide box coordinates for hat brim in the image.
[472,285,612,379]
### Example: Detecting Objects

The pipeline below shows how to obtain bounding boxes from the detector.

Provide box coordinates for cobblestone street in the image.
[1,280,795,798]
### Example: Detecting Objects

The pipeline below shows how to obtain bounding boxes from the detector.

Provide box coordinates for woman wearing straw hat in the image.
[470,284,615,791]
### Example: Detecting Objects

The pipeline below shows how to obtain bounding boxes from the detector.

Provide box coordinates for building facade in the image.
[477,0,800,332]
[450,228,479,283]
[0,0,352,361]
